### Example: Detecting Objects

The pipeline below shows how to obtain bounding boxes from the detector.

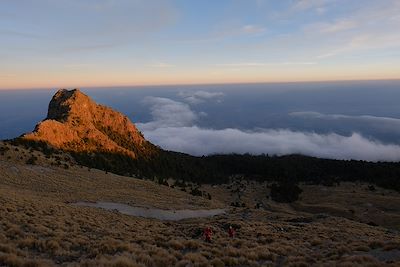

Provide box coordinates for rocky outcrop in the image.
[23,89,157,158]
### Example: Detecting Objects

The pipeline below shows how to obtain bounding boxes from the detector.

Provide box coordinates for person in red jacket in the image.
[228,225,236,238]
[204,227,212,242]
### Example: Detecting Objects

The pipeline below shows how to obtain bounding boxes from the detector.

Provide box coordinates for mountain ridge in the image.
[22,89,158,159]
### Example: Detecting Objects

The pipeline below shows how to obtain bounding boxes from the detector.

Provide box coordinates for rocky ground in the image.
[1,141,400,266]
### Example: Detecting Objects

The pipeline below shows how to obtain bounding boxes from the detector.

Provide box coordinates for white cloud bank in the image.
[178,90,224,104]
[137,96,400,162]
[138,97,197,130]
[290,111,400,134]
[141,127,400,162]
[290,111,400,123]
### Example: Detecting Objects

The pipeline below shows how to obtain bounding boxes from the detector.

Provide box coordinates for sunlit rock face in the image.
[23,89,157,158]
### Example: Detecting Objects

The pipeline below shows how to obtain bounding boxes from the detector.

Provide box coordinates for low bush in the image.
[270,183,302,203]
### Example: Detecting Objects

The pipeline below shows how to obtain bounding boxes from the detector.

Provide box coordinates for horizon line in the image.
[1,78,400,91]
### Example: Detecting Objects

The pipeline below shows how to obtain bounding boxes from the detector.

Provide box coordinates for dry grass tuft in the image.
[383,241,400,251]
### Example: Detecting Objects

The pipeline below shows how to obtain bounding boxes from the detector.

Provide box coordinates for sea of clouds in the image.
[136,91,400,162]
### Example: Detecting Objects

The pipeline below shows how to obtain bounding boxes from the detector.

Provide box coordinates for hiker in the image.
[204,227,212,242]
[228,225,236,238]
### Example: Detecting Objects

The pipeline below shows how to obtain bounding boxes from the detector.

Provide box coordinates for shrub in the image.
[190,187,202,197]
[367,185,376,191]
[270,183,302,203]
[26,156,38,165]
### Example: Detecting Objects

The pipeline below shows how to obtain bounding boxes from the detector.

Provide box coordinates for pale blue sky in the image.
[1,0,399,89]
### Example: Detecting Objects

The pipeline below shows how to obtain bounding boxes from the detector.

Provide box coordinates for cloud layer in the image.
[137,97,197,131]
[290,111,400,137]
[178,90,224,104]
[290,111,400,126]
[137,95,400,162]
[141,126,400,162]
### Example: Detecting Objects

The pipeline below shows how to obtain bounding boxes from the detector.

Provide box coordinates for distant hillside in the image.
[12,89,400,191]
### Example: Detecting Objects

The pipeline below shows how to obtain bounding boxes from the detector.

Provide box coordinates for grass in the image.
[1,190,399,266]
[0,141,400,266]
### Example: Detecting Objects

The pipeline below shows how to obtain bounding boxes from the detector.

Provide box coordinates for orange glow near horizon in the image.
[1,65,399,90]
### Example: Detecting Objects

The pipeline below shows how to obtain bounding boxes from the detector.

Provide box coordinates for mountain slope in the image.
[2,140,399,266]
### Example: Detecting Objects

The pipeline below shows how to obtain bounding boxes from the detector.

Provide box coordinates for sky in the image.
[1,0,400,89]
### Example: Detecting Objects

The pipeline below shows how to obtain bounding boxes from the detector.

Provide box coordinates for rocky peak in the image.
[47,89,95,122]
[22,89,157,158]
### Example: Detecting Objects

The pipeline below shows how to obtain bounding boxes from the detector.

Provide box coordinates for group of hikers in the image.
[203,225,236,242]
